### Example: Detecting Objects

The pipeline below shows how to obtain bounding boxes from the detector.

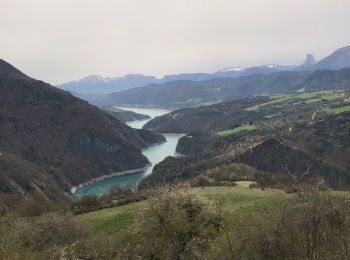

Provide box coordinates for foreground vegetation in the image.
[78,184,350,259]
[78,183,284,240]
[1,181,350,259]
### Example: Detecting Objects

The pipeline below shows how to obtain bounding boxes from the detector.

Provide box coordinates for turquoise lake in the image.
[74,107,184,198]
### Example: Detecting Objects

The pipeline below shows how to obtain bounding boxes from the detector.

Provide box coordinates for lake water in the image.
[74,107,184,198]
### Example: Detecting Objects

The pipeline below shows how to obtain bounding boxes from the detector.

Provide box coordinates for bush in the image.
[16,212,89,250]
[101,183,139,202]
[51,236,117,260]
[208,191,350,259]
[192,175,216,187]
[0,214,28,259]
[73,194,102,213]
[133,185,222,259]
[0,212,89,259]
[14,193,68,217]
[74,183,144,214]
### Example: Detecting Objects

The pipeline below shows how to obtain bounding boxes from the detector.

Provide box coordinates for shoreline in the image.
[71,108,187,196]
[70,164,151,194]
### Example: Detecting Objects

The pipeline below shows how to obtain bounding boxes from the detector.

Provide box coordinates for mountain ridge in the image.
[312,46,350,70]
[101,68,350,109]
[56,46,350,102]
[0,59,163,207]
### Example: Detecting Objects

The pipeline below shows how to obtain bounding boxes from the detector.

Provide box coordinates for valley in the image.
[0,60,165,209]
[2,61,350,260]
[74,107,184,197]
[3,1,350,258]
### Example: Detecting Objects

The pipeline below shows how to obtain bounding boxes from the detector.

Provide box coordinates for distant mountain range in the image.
[312,46,350,70]
[57,74,158,94]
[101,68,350,108]
[56,46,350,100]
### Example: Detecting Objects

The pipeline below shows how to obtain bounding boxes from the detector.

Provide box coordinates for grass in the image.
[245,90,344,111]
[78,184,350,247]
[216,124,257,137]
[245,96,292,111]
[77,200,146,242]
[270,91,344,101]
[194,186,286,219]
[295,91,344,100]
[305,98,322,104]
[78,185,286,240]
[323,105,350,115]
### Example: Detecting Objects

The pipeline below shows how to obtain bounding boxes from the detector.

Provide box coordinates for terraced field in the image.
[324,105,350,115]
[216,124,257,137]
[245,90,344,111]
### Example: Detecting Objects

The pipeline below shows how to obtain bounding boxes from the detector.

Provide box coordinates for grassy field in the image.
[246,90,344,111]
[78,183,286,241]
[77,200,146,242]
[195,184,286,219]
[270,90,344,101]
[323,105,350,115]
[216,124,257,137]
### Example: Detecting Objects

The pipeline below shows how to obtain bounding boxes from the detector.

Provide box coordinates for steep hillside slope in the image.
[233,139,348,186]
[0,152,67,212]
[312,46,350,70]
[144,90,348,133]
[140,93,350,189]
[0,59,30,80]
[0,59,161,198]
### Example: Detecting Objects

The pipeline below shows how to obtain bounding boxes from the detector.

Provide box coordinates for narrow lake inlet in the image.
[74,107,184,197]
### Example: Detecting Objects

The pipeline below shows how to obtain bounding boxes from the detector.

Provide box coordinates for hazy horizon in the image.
[1,0,349,85]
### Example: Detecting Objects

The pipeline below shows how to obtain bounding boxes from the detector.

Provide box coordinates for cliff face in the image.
[0,59,160,204]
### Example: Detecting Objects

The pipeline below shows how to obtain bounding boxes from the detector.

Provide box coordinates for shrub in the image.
[133,186,222,259]
[16,212,89,251]
[0,214,28,259]
[208,191,350,259]
[51,236,117,260]
[0,212,89,259]
[74,183,145,214]
[73,194,102,213]
[14,193,68,217]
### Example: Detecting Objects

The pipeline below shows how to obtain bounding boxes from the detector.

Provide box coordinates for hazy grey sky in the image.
[1,0,349,84]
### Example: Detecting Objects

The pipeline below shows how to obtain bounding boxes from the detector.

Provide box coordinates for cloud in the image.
[1,0,349,84]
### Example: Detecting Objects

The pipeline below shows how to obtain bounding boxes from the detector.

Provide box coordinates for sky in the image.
[1,0,349,85]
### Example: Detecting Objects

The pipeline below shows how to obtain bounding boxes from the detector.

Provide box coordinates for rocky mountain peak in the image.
[303,54,316,66]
